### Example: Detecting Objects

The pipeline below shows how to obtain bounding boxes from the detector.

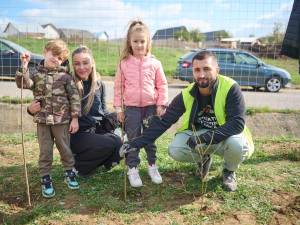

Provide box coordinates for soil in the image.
[1,108,299,224]
[164,112,300,139]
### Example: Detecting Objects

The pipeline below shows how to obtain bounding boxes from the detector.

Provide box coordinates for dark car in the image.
[174,48,291,92]
[0,38,43,79]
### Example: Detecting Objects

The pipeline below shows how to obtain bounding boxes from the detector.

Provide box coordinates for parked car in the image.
[0,38,43,79]
[174,48,291,92]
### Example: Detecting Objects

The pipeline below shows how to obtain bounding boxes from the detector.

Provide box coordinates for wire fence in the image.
[0,1,299,208]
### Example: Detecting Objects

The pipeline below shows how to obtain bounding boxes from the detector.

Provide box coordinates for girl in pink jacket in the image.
[114,20,168,188]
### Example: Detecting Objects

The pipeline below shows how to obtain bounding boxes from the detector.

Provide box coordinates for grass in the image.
[6,38,299,85]
[246,106,300,115]
[262,57,300,85]
[0,132,299,224]
[0,96,33,104]
[7,37,185,77]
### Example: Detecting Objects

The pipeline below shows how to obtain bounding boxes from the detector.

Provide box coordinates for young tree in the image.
[190,29,204,43]
[174,30,189,41]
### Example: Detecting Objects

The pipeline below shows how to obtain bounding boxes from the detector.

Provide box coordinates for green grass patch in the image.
[7,37,186,77]
[246,106,300,115]
[0,133,299,224]
[0,96,34,104]
[7,38,299,86]
[262,57,300,85]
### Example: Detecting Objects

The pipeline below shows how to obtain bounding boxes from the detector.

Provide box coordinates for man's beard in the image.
[195,78,210,88]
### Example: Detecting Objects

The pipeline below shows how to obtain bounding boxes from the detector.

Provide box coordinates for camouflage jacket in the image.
[16,65,81,125]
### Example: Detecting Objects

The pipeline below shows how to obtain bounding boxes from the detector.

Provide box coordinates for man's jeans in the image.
[168,129,253,171]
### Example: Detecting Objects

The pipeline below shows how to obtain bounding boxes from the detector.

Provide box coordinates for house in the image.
[95,31,109,41]
[221,37,260,48]
[203,30,227,41]
[281,0,300,73]
[3,22,45,38]
[152,26,187,40]
[41,23,60,39]
[58,28,95,40]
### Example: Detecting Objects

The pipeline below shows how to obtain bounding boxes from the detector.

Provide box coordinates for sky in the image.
[0,0,294,39]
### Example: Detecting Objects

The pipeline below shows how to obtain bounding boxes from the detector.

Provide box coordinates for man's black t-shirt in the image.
[194,92,218,130]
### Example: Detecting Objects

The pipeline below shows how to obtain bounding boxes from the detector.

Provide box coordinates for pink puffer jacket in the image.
[114,54,168,109]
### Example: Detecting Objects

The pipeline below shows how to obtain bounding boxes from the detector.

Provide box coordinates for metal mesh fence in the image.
[1,0,299,133]
[0,0,299,212]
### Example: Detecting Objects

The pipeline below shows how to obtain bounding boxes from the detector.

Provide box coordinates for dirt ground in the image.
[0,112,299,224]
[164,112,300,139]
[246,113,300,138]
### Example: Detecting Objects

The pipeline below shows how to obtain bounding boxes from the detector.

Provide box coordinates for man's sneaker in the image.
[196,154,212,179]
[41,175,55,198]
[127,167,143,188]
[65,169,80,190]
[222,169,237,192]
[148,164,163,184]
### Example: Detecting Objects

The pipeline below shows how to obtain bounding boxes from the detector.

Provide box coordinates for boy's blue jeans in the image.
[168,129,253,172]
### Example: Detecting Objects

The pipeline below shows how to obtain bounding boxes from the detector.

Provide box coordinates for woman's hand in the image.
[156,105,167,117]
[27,100,41,115]
[69,117,79,134]
[117,112,125,123]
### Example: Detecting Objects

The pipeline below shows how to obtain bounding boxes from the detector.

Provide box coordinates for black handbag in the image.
[95,112,120,134]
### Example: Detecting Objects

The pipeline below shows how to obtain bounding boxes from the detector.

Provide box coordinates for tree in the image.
[174,29,189,41]
[272,22,284,44]
[259,22,285,45]
[174,29,204,43]
[189,29,204,43]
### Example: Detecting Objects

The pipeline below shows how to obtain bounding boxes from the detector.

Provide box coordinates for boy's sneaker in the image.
[41,175,55,198]
[196,154,212,179]
[65,169,80,190]
[148,164,163,184]
[222,168,237,192]
[127,167,143,188]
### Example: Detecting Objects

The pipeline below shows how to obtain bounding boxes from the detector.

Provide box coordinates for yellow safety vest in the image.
[179,75,254,156]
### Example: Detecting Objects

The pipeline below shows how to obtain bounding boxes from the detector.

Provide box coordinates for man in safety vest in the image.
[120,50,254,191]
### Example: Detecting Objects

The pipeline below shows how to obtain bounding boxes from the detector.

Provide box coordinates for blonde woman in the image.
[28,46,122,177]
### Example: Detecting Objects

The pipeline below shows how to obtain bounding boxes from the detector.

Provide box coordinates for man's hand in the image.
[156,105,167,117]
[119,143,137,157]
[69,117,79,134]
[20,52,31,70]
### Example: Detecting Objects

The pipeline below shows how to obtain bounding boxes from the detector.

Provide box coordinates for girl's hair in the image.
[121,20,151,60]
[72,46,100,115]
[44,39,69,62]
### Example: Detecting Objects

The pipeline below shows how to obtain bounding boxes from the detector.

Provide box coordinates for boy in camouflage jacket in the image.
[15,40,81,198]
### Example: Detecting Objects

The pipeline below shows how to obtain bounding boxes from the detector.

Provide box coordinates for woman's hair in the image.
[72,46,100,115]
[44,39,69,62]
[121,20,151,60]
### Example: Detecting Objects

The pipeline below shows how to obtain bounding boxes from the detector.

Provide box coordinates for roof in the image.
[95,31,109,38]
[221,37,258,43]
[152,26,187,40]
[41,23,60,33]
[202,30,226,41]
[190,48,248,53]
[58,28,95,39]
[4,22,45,34]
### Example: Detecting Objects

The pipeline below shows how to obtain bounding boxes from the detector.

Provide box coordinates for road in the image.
[1,80,300,110]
